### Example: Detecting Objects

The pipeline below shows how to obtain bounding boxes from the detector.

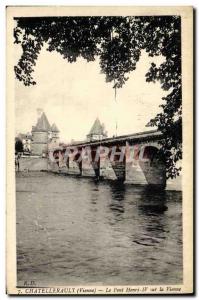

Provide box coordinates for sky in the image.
[15,44,167,143]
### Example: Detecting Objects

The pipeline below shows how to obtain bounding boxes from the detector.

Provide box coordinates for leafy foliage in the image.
[14,16,182,179]
[15,138,24,153]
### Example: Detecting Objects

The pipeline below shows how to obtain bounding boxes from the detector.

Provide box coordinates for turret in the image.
[87,118,107,141]
[51,123,60,145]
[31,112,51,156]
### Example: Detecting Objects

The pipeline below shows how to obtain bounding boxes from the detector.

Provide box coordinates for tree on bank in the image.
[15,137,23,154]
[14,16,182,179]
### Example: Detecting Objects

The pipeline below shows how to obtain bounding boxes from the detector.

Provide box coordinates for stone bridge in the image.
[48,130,166,189]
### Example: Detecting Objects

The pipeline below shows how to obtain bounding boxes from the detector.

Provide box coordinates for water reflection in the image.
[109,182,125,218]
[133,186,169,247]
[110,181,126,201]
[138,186,168,216]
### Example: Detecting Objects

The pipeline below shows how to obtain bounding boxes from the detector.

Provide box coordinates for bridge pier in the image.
[48,149,59,172]
[139,145,166,189]
[91,161,100,178]
[90,148,101,179]
[111,161,126,182]
[109,145,126,182]
[66,156,70,169]
[77,160,83,176]
[125,144,147,184]
[73,147,83,175]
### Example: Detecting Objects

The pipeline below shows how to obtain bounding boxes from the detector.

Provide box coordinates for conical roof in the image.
[88,118,104,135]
[32,112,51,132]
[51,123,59,132]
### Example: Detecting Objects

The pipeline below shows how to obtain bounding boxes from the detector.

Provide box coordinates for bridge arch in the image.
[139,143,162,161]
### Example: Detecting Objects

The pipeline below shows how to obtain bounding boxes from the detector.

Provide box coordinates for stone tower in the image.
[31,112,51,156]
[51,123,60,145]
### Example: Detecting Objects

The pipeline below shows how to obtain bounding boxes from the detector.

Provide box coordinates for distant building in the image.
[87,118,107,142]
[17,133,32,153]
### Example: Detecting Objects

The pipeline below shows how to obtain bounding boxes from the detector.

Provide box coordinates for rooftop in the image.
[51,123,59,132]
[88,118,105,136]
[32,112,51,132]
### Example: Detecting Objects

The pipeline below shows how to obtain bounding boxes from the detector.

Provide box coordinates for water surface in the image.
[16,172,182,286]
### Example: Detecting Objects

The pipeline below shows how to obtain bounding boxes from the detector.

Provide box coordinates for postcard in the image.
[6,6,193,295]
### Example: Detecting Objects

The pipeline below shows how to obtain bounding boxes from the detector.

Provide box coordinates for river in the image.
[16,172,182,286]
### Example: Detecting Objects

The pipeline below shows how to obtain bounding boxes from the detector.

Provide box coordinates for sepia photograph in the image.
[6,6,193,295]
